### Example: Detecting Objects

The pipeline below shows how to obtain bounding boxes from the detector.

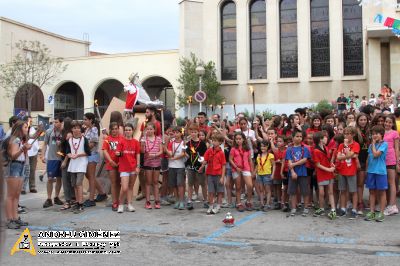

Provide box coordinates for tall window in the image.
[343,0,363,76]
[221,1,237,80]
[14,84,44,111]
[279,0,298,78]
[250,0,266,79]
[311,0,330,77]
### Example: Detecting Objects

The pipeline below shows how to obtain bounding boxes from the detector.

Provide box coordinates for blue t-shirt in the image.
[285,145,311,177]
[367,141,388,175]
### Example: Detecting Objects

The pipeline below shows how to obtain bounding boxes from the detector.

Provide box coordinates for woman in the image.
[60,117,75,210]
[83,113,107,207]
[4,120,31,229]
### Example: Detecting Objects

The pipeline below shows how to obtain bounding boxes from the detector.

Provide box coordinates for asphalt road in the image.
[1,176,400,266]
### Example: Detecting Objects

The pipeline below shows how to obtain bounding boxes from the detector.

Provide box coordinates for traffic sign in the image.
[48,95,54,104]
[194,91,207,103]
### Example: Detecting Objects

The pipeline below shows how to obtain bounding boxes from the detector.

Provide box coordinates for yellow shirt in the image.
[256,153,274,175]
[396,120,400,135]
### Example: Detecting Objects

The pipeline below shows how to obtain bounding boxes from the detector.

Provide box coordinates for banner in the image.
[374,13,400,37]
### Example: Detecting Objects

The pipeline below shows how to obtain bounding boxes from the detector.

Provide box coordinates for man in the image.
[197,112,210,133]
[22,116,39,194]
[41,116,64,208]
[336,93,348,115]
[5,116,19,138]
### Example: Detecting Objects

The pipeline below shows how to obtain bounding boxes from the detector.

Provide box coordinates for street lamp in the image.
[249,85,255,119]
[195,65,205,112]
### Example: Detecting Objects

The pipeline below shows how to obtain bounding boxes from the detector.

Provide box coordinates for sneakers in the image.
[290,208,296,216]
[117,204,124,213]
[178,202,185,210]
[43,199,53,208]
[21,190,26,195]
[83,200,96,207]
[95,194,108,202]
[236,203,245,212]
[128,204,136,212]
[136,193,145,201]
[112,201,119,211]
[145,201,152,209]
[357,202,364,215]
[245,201,253,211]
[328,210,337,220]
[53,197,64,205]
[203,201,209,209]
[349,210,357,220]
[337,208,347,217]
[186,201,194,210]
[30,189,38,193]
[212,205,221,214]
[302,208,310,217]
[74,205,84,214]
[206,206,213,215]
[273,202,282,210]
[263,205,271,212]
[364,211,375,221]
[154,201,161,209]
[384,205,399,216]
[375,212,385,222]
[16,217,28,226]
[18,205,27,214]
[167,196,176,204]
[7,220,20,229]
[160,199,171,206]
[282,203,290,212]
[173,202,179,209]
[192,194,198,201]
[313,208,325,217]
[221,202,231,208]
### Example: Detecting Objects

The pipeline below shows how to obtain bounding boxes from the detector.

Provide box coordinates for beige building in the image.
[1,0,400,124]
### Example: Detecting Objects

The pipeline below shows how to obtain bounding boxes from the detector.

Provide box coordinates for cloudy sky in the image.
[0,0,180,53]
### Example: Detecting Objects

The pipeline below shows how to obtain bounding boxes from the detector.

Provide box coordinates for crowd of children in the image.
[3,103,400,229]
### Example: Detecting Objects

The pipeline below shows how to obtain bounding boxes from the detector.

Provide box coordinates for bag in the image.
[1,136,11,167]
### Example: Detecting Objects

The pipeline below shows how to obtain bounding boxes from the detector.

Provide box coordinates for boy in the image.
[285,130,311,217]
[336,126,360,219]
[364,125,388,222]
[199,133,226,214]
[186,123,207,210]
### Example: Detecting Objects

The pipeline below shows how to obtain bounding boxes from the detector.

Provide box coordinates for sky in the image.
[0,0,180,54]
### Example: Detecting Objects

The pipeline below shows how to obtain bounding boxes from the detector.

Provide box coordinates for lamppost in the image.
[249,85,255,119]
[220,101,225,119]
[187,95,192,119]
[195,65,205,112]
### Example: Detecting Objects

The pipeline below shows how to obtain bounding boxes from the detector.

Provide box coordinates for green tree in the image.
[177,53,224,108]
[0,40,68,115]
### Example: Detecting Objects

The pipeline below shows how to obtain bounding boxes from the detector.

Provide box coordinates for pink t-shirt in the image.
[142,136,162,167]
[230,147,251,172]
[384,130,399,166]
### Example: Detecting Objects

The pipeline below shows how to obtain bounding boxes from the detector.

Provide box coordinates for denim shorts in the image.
[257,174,272,185]
[5,161,25,178]
[88,152,100,163]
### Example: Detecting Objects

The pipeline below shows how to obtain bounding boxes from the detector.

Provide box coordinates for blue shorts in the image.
[5,161,26,178]
[88,152,100,163]
[365,173,388,190]
[47,160,62,178]
[257,174,272,185]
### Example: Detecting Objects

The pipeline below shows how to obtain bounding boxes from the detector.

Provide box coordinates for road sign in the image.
[48,95,54,104]
[194,91,207,103]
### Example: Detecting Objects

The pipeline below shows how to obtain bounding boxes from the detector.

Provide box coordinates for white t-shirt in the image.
[168,140,186,168]
[27,127,39,157]
[67,136,88,173]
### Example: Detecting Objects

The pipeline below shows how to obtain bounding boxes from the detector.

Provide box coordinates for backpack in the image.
[1,136,11,167]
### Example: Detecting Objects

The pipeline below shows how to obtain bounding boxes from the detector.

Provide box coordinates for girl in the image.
[238,117,256,156]
[141,122,163,209]
[313,131,336,219]
[102,122,122,211]
[83,113,107,207]
[229,132,254,212]
[383,115,399,216]
[282,114,302,137]
[256,140,275,211]
[354,113,370,214]
[306,115,322,135]
[66,121,90,214]
[116,123,140,213]
[324,115,335,128]
[346,113,356,127]
[4,121,31,229]
[60,117,75,211]
[272,135,287,210]
[199,130,208,148]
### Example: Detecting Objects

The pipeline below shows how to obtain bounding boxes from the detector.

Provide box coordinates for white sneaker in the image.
[117,204,124,213]
[127,204,135,212]
[207,206,213,215]
[212,204,221,214]
[384,205,399,216]
[192,194,198,201]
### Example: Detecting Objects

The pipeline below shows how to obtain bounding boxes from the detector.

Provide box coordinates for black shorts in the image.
[143,166,161,171]
[386,165,396,170]
[282,172,288,186]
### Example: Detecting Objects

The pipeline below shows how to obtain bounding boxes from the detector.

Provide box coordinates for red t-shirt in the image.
[313,147,334,182]
[306,128,320,135]
[336,141,360,176]
[204,147,226,175]
[117,138,141,172]
[304,144,314,169]
[102,135,122,171]
[199,124,210,133]
[273,148,287,179]
[140,120,162,136]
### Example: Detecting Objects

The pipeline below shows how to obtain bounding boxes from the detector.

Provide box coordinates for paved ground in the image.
[2,175,400,266]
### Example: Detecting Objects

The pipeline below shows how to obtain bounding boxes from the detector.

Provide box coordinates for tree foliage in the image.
[177,53,224,107]
[0,40,68,114]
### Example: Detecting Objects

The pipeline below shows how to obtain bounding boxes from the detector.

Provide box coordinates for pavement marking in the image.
[168,211,263,248]
[376,252,400,257]
[298,234,357,244]
[28,226,73,231]
[118,224,164,234]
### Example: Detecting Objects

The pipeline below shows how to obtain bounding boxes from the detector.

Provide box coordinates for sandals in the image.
[60,202,71,211]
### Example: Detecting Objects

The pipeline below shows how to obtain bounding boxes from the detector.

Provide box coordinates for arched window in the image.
[14,83,44,111]
[221,1,237,80]
[250,0,266,79]
[311,0,330,77]
[279,0,298,78]
[343,0,363,76]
